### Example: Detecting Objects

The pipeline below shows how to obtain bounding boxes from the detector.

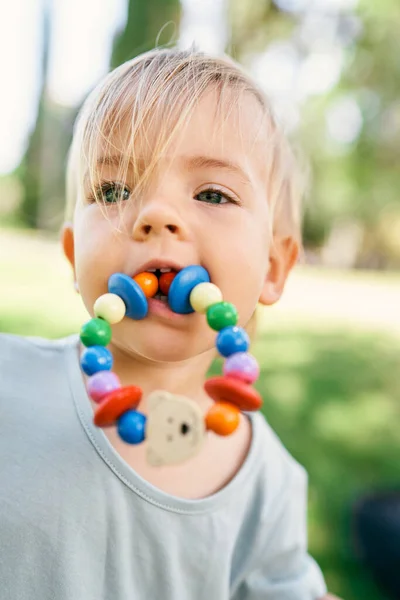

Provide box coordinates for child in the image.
[0,48,338,599]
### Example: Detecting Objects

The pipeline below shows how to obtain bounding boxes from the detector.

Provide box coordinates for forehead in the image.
[175,89,267,162]
[95,87,269,177]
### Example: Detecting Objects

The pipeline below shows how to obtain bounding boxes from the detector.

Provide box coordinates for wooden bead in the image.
[216,326,249,357]
[94,293,126,324]
[118,410,146,444]
[133,272,158,298]
[108,273,148,320]
[80,318,112,347]
[168,266,210,314]
[205,401,240,436]
[223,352,260,384]
[206,302,238,331]
[87,371,121,403]
[189,282,223,313]
[94,385,142,427]
[80,346,113,376]
[159,271,176,295]
[204,376,262,411]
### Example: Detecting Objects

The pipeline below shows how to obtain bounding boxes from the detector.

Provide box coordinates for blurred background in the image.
[1,0,399,598]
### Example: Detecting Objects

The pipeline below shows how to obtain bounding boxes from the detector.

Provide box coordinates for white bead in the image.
[94,293,126,324]
[189,282,223,313]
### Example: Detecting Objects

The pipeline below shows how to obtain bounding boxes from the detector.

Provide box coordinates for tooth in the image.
[160,295,168,301]
[147,268,157,272]
[160,268,172,273]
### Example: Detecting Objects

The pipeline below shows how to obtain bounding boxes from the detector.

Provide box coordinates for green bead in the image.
[80,318,112,347]
[206,302,238,331]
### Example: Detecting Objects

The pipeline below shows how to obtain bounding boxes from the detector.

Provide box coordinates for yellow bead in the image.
[94,293,126,324]
[189,282,223,313]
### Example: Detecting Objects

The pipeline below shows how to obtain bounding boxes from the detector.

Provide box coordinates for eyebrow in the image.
[182,155,252,186]
[83,155,136,186]
[91,154,252,186]
[96,155,133,167]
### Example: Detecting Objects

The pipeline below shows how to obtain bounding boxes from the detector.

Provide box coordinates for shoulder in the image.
[248,412,308,512]
[0,332,78,398]
[229,414,318,592]
[231,412,307,539]
[0,332,77,360]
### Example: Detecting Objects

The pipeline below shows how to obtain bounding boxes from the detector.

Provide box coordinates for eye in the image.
[195,188,238,205]
[96,182,131,204]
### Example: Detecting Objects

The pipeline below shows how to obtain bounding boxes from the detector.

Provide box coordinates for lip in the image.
[131,258,185,277]
[147,297,187,321]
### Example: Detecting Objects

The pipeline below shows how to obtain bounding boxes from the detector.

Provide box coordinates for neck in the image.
[89,340,216,414]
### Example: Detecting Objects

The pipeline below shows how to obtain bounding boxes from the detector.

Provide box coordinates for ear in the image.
[259,236,299,306]
[61,222,76,284]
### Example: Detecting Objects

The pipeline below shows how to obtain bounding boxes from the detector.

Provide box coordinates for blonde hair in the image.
[65,47,303,243]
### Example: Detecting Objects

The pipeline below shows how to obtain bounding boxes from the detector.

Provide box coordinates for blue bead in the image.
[117,410,147,444]
[108,273,148,320]
[168,266,210,314]
[80,346,113,376]
[216,326,250,357]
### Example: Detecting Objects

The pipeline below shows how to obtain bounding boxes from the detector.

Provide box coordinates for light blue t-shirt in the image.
[0,333,327,600]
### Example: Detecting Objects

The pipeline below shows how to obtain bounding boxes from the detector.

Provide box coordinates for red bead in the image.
[159,271,176,295]
[94,385,142,427]
[204,376,262,412]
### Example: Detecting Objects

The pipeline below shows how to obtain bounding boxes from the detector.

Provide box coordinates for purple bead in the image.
[223,352,260,384]
[87,371,121,403]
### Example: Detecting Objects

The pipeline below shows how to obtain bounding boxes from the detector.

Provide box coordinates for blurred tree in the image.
[19,0,181,231]
[18,0,51,229]
[228,0,400,267]
[112,0,180,68]
[228,0,296,60]
[300,0,400,267]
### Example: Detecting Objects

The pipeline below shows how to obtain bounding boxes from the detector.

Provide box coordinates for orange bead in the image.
[205,401,240,436]
[159,271,176,295]
[133,272,158,298]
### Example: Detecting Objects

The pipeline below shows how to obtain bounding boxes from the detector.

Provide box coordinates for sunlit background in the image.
[1,1,400,599]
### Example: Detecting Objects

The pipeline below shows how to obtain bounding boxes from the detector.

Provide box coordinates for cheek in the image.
[208,217,269,323]
[221,262,265,325]
[74,213,125,309]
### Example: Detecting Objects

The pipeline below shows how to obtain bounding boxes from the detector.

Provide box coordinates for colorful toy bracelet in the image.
[79,265,262,466]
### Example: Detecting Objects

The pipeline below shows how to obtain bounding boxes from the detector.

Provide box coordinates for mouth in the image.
[131,260,184,303]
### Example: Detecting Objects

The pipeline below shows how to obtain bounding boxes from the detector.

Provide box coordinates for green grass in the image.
[2,229,399,599]
[258,329,398,599]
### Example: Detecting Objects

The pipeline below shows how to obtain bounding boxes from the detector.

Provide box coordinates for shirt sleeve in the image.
[232,459,327,600]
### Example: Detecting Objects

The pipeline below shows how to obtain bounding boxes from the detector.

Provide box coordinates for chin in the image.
[115,319,215,364]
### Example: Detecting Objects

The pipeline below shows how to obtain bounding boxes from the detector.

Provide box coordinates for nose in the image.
[131,200,190,242]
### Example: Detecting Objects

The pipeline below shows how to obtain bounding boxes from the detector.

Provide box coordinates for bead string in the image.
[80,265,262,466]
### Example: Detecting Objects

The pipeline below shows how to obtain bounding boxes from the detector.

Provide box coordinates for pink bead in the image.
[87,371,121,403]
[223,352,259,384]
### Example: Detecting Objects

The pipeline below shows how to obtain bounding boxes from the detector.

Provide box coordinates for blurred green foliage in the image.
[229,0,400,266]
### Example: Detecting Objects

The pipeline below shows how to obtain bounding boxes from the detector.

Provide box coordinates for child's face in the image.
[63,88,295,362]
